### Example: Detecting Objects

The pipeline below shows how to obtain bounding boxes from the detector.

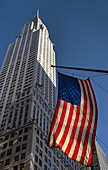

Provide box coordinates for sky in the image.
[0,0,108,162]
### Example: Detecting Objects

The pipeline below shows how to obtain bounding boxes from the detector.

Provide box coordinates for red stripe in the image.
[88,81,98,166]
[58,104,74,149]
[65,105,80,156]
[80,80,93,164]
[47,99,61,146]
[71,80,88,161]
[54,101,67,141]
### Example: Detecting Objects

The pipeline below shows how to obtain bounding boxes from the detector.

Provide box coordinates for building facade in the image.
[79,141,108,170]
[0,12,80,170]
[94,141,108,170]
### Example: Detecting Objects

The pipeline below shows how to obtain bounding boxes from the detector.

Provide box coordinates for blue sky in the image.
[0,0,108,162]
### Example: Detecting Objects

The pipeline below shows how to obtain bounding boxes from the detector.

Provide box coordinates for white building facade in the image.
[0,12,80,170]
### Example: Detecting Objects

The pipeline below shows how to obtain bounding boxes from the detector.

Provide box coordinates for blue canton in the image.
[58,73,81,106]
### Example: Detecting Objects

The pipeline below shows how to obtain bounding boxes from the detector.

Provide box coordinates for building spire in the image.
[37,9,39,18]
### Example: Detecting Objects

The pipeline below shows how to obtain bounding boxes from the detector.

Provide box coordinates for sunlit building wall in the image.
[0,12,80,170]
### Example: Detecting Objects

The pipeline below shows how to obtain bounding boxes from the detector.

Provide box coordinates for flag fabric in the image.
[48,72,98,167]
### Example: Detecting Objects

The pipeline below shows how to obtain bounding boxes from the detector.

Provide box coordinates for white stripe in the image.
[56,103,71,145]
[61,105,77,152]
[66,80,84,160]
[84,80,96,165]
[76,80,90,162]
[49,100,64,147]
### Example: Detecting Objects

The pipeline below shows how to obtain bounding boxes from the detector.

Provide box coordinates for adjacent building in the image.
[0,11,80,170]
[94,141,108,170]
[79,141,108,170]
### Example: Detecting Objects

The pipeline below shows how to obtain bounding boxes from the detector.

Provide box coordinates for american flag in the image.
[48,72,98,166]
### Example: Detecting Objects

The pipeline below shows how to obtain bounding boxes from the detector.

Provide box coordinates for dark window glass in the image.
[0,161,4,168]
[9,140,13,146]
[5,159,10,166]
[22,143,27,150]
[39,159,42,167]
[11,133,15,138]
[36,137,39,143]
[19,129,23,135]
[40,133,43,139]
[13,165,18,170]
[21,153,26,159]
[17,137,22,143]
[48,151,51,158]
[16,146,20,152]
[4,135,9,141]
[48,160,51,167]
[53,156,56,163]
[34,164,38,170]
[35,145,39,153]
[45,147,47,153]
[20,163,24,170]
[7,149,12,156]
[44,164,47,170]
[35,155,38,162]
[23,135,28,141]
[44,155,47,163]
[40,141,43,148]
[1,151,5,158]
[2,143,7,149]
[24,127,28,133]
[39,150,42,157]
[14,155,19,162]
[37,129,39,135]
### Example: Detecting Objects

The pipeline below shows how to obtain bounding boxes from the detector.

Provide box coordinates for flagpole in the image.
[51,65,108,73]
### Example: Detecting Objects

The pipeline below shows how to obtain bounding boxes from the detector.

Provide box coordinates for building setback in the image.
[0,11,80,170]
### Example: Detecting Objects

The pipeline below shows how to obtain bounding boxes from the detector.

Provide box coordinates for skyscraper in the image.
[94,141,108,170]
[0,11,80,170]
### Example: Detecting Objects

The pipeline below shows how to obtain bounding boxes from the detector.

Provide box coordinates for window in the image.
[40,133,43,139]
[44,155,47,163]
[5,159,10,166]
[53,156,56,163]
[39,159,42,167]
[48,151,51,158]
[39,150,42,157]
[24,127,28,133]
[23,135,28,141]
[13,165,18,170]
[11,133,15,138]
[35,145,39,153]
[21,153,26,160]
[22,143,27,150]
[9,140,13,146]
[17,137,22,143]
[20,163,24,170]
[1,151,5,158]
[45,147,47,153]
[53,165,56,170]
[34,165,37,170]
[0,161,4,168]
[36,137,39,144]
[14,155,19,162]
[44,164,47,170]
[19,129,23,135]
[61,165,63,170]
[35,155,38,162]
[56,160,59,167]
[7,149,12,156]
[4,135,9,141]
[40,141,43,148]
[16,146,20,152]
[48,160,51,167]
[37,129,39,135]
[3,143,7,149]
